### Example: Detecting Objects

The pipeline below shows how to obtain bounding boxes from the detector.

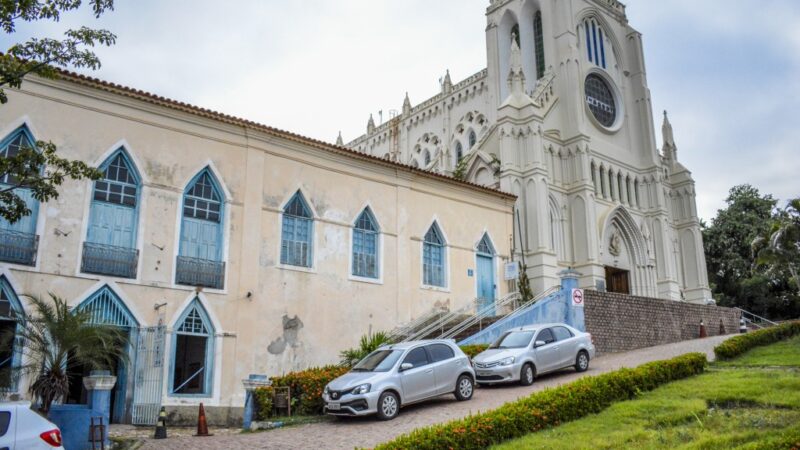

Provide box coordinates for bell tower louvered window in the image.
[352,208,379,279]
[170,299,214,396]
[281,191,314,268]
[423,222,447,287]
[83,149,141,278]
[583,18,607,69]
[176,169,225,290]
[533,11,546,79]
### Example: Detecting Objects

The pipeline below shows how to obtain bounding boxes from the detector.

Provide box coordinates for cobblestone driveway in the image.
[134,335,731,450]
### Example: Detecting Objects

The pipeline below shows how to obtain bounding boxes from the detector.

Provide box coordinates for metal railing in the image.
[81,242,139,279]
[441,286,561,340]
[0,229,38,266]
[734,307,778,329]
[387,306,449,343]
[175,256,225,290]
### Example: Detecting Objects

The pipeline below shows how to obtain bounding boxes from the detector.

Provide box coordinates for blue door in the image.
[476,254,495,316]
[87,202,136,247]
[0,187,38,234]
[180,217,221,261]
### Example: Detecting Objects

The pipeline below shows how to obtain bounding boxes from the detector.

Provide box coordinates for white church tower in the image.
[344,0,712,303]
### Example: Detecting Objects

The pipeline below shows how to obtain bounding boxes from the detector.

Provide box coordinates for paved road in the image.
[135,335,732,450]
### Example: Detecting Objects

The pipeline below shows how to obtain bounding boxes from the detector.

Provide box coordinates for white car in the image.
[472,323,596,385]
[0,402,64,450]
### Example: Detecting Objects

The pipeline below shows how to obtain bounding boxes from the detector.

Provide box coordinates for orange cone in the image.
[194,402,213,437]
[699,320,707,338]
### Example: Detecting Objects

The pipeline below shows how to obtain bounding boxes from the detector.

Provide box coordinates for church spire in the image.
[336,131,344,146]
[662,110,677,161]
[442,70,453,94]
[500,37,533,108]
[367,114,375,135]
[402,92,411,116]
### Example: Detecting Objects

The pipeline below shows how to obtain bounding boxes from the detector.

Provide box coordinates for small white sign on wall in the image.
[504,261,520,280]
[571,289,585,307]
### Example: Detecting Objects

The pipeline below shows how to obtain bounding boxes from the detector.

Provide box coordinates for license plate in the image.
[478,371,492,376]
[327,402,340,411]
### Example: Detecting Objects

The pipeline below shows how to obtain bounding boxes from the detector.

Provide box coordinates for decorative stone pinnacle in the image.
[336,131,344,146]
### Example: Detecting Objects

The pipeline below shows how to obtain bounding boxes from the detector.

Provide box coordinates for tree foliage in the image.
[752,198,800,295]
[703,185,799,319]
[0,0,115,223]
[0,294,128,413]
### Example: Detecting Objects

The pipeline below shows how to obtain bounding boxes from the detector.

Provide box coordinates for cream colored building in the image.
[0,72,515,423]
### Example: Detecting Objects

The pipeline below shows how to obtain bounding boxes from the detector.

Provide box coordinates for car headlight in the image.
[497,356,515,366]
[349,383,371,395]
[324,384,330,394]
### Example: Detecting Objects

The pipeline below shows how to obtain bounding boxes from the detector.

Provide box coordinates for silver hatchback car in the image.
[472,323,595,386]
[322,340,476,420]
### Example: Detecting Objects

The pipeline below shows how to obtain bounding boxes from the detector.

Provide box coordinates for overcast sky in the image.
[2,0,798,220]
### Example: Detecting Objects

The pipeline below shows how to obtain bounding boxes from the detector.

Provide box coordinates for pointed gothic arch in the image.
[600,206,656,297]
[0,124,41,266]
[169,297,215,397]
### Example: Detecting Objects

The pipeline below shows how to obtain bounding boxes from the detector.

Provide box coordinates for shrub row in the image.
[714,320,800,360]
[254,344,490,417]
[374,352,708,450]
[254,365,349,417]
[459,344,489,359]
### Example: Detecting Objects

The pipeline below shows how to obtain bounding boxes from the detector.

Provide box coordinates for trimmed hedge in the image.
[714,320,800,360]
[459,344,489,359]
[255,365,349,417]
[374,353,707,450]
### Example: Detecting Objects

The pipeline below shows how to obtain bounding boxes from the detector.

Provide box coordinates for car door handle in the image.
[425,369,433,374]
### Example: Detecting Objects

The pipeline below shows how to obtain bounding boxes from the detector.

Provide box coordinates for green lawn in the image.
[715,335,800,367]
[493,338,800,450]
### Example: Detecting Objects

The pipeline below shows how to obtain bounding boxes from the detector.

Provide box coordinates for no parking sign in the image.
[571,289,584,307]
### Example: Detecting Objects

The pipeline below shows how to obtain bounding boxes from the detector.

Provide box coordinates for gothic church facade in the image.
[346,0,711,303]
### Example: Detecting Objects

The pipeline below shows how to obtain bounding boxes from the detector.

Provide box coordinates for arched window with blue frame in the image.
[0,125,40,266]
[82,148,141,279]
[423,222,447,287]
[280,191,313,268]
[0,277,23,391]
[176,168,226,289]
[352,207,379,279]
[583,17,607,69]
[170,298,215,396]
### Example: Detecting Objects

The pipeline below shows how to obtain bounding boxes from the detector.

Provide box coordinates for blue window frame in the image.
[352,208,379,279]
[477,234,495,256]
[83,149,141,278]
[281,191,313,268]
[423,222,446,287]
[170,298,214,396]
[0,126,40,266]
[0,277,23,391]
[177,169,225,289]
[75,285,139,421]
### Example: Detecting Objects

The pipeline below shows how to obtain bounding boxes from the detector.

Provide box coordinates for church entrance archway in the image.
[600,207,657,297]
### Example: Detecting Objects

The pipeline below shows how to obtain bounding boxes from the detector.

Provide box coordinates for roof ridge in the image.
[47,69,515,200]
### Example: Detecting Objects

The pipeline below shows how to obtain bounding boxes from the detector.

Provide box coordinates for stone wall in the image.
[584,291,740,353]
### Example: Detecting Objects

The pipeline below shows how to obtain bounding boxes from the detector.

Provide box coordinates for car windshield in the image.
[351,349,403,372]
[490,331,535,349]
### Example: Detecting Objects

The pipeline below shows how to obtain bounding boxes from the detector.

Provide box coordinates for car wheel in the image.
[376,391,400,420]
[575,350,590,372]
[519,363,535,386]
[454,374,474,401]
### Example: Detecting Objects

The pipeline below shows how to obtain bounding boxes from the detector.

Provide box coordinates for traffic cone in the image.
[194,402,213,437]
[699,319,707,338]
[154,406,167,439]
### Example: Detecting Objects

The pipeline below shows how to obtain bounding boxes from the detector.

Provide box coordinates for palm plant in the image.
[0,294,128,414]
[339,331,393,368]
[752,198,800,295]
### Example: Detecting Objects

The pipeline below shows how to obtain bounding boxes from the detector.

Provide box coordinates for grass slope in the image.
[493,337,800,450]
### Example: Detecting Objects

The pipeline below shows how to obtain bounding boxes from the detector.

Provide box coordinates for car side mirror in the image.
[400,363,414,371]
[534,340,546,348]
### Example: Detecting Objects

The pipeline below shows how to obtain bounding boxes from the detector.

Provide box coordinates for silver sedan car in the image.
[322,340,476,420]
[472,323,595,386]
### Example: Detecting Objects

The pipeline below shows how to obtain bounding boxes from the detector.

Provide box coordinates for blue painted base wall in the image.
[459,274,585,346]
[49,404,106,450]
